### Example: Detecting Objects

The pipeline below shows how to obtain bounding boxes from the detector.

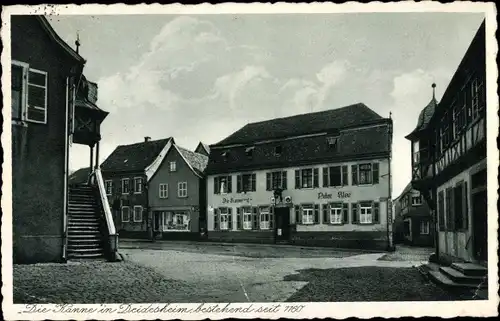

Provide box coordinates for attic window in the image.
[245,147,254,157]
[327,136,339,149]
[221,151,229,160]
[274,146,282,156]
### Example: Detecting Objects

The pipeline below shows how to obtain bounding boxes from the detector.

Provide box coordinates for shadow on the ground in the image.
[282,266,480,302]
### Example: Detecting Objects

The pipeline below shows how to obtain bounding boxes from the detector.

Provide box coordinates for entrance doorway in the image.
[274,206,290,242]
[472,190,487,261]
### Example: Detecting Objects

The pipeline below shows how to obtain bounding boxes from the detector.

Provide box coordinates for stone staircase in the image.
[428,262,488,290]
[67,184,106,260]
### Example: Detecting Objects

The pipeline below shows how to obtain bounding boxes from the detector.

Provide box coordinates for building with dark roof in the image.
[406,21,487,268]
[101,137,174,238]
[148,143,209,240]
[195,142,211,157]
[205,103,393,250]
[11,15,116,263]
[69,167,92,185]
[392,182,434,247]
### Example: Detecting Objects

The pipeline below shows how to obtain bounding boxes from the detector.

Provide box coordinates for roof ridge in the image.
[117,137,171,148]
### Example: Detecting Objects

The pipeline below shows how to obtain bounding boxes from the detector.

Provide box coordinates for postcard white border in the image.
[1,2,498,320]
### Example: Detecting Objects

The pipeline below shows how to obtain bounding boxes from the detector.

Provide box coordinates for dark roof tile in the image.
[69,167,91,185]
[101,138,172,173]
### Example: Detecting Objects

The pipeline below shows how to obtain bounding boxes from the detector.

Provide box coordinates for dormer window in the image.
[274,145,282,156]
[245,146,254,157]
[327,136,339,150]
[221,151,229,160]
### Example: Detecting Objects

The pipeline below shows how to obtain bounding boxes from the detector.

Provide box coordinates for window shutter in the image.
[266,173,271,191]
[252,207,258,230]
[445,187,454,231]
[351,165,358,185]
[322,204,329,224]
[373,202,380,223]
[438,191,445,231]
[227,175,232,193]
[270,207,274,229]
[237,175,242,193]
[342,165,349,186]
[282,171,287,190]
[463,181,469,229]
[295,170,300,189]
[351,203,358,224]
[294,205,301,224]
[313,168,319,188]
[252,174,256,191]
[322,167,329,187]
[236,208,242,230]
[214,208,219,231]
[227,208,233,230]
[342,203,349,224]
[314,204,320,224]
[373,163,379,184]
[214,177,220,194]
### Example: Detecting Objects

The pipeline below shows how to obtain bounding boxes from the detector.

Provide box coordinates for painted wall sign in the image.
[222,197,252,204]
[318,191,351,199]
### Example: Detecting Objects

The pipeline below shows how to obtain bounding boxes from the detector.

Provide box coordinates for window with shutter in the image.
[351,202,358,224]
[252,207,258,229]
[227,176,232,193]
[236,208,242,230]
[227,208,233,230]
[373,202,380,223]
[359,202,373,224]
[314,204,320,224]
[237,175,242,193]
[454,183,464,230]
[26,68,48,124]
[214,177,220,194]
[269,207,274,229]
[322,204,329,224]
[351,165,358,185]
[342,203,349,224]
[438,191,445,231]
[266,173,271,191]
[323,167,329,187]
[242,207,252,230]
[282,171,287,190]
[329,203,343,224]
[301,204,314,224]
[259,206,271,230]
[295,170,300,189]
[214,208,219,231]
[313,168,319,188]
[445,187,453,231]
[463,182,469,229]
[373,163,379,184]
[294,205,301,224]
[342,166,349,186]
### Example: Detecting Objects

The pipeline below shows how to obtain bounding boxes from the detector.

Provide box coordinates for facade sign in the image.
[318,191,351,200]
[222,197,252,204]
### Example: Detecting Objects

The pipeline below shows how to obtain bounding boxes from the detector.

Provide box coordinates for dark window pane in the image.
[28,71,46,86]
[28,85,46,108]
[27,106,45,122]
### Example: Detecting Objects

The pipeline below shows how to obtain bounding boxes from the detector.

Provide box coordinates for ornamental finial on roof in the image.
[432,83,436,100]
[75,32,81,54]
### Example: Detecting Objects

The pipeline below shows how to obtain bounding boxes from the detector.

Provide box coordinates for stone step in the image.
[68,210,98,215]
[68,235,102,241]
[68,221,100,227]
[428,271,482,289]
[69,203,96,207]
[451,263,488,277]
[69,217,100,222]
[68,231,101,236]
[68,225,100,231]
[67,252,105,259]
[439,266,488,285]
[68,242,103,249]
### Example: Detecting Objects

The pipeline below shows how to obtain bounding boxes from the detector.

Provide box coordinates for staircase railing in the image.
[90,167,119,261]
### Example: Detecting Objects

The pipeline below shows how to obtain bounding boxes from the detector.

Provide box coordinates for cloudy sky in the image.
[47,12,484,197]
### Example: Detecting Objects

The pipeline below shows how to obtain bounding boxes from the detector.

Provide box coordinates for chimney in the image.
[144,136,151,142]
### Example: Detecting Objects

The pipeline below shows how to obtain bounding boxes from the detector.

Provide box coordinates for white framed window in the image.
[170,161,177,172]
[159,183,168,198]
[121,206,130,222]
[359,204,373,224]
[242,207,252,230]
[219,207,229,230]
[302,204,314,225]
[134,177,143,194]
[121,178,130,194]
[178,182,188,198]
[359,163,373,185]
[420,220,430,235]
[162,211,190,231]
[11,61,48,124]
[301,168,313,188]
[105,180,113,195]
[471,78,484,120]
[329,204,343,224]
[260,206,270,230]
[237,173,256,193]
[214,176,232,194]
[133,206,143,222]
[411,195,422,206]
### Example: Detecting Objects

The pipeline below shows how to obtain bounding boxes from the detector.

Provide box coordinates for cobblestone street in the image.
[12,242,476,303]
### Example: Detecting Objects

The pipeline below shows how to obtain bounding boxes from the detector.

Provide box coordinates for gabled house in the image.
[195,142,211,157]
[148,143,209,240]
[205,103,393,250]
[406,21,487,266]
[69,167,92,185]
[11,15,116,263]
[393,183,434,246]
[100,137,174,238]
